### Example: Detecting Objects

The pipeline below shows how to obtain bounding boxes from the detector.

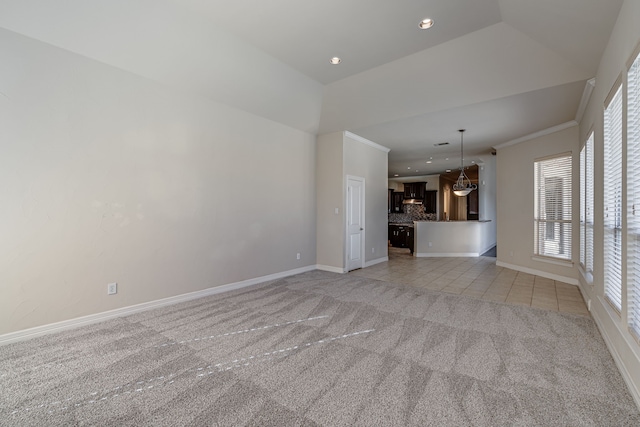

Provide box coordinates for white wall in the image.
[414,221,495,257]
[0,29,317,334]
[478,155,497,222]
[576,0,640,406]
[344,134,389,264]
[0,1,324,134]
[496,125,579,283]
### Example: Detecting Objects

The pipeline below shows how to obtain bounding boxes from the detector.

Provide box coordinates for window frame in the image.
[604,81,624,314]
[533,152,573,262]
[580,131,594,279]
[627,50,640,339]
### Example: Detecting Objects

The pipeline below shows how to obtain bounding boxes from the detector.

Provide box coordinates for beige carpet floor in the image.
[1,270,639,426]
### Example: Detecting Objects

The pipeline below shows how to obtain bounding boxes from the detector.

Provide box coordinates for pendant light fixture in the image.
[452,129,477,197]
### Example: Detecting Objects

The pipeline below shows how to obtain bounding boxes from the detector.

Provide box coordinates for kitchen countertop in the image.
[413,219,492,223]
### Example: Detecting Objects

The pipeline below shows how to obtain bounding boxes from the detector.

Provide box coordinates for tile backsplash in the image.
[389,205,437,223]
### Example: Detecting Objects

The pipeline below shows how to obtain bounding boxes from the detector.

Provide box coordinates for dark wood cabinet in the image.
[467,188,479,220]
[403,182,426,199]
[389,225,414,254]
[408,227,414,254]
[424,190,437,214]
[391,192,404,212]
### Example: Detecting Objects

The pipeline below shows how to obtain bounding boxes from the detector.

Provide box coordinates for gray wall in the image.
[0,30,317,334]
[496,125,579,282]
[575,0,640,404]
[316,132,389,271]
[316,132,345,269]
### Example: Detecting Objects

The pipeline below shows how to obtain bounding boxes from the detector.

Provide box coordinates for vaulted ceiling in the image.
[0,0,624,176]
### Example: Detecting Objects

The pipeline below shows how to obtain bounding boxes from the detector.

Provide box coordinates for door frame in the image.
[345,175,365,272]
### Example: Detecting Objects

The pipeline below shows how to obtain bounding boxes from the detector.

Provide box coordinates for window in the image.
[604,83,623,313]
[534,154,572,260]
[628,52,640,337]
[580,132,594,275]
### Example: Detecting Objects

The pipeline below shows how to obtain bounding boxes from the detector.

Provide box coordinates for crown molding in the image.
[493,121,578,150]
[575,78,596,123]
[344,131,391,153]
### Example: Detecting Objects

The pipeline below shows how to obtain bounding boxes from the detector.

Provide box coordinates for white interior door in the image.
[346,176,365,271]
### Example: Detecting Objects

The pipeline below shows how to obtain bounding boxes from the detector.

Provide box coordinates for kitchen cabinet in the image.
[389,225,415,254]
[403,182,426,199]
[467,188,479,220]
[424,190,437,214]
[390,192,404,212]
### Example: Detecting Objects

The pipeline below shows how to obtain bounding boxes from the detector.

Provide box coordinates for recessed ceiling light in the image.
[445,158,449,160]
[426,161,432,164]
[407,167,411,170]
[446,169,452,173]
[394,174,399,177]
[329,57,341,65]
[419,18,434,29]
[471,160,475,164]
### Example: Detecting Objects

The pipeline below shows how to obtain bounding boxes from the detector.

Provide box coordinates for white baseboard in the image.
[415,252,480,257]
[316,264,346,274]
[495,260,578,285]
[0,265,317,346]
[588,297,640,410]
[364,256,388,267]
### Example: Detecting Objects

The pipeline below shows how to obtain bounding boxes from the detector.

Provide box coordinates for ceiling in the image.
[0,0,624,177]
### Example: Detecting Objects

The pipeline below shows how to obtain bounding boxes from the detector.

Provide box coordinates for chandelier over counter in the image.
[452,129,477,197]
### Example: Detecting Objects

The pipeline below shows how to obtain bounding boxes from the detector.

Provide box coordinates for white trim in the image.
[345,175,366,272]
[531,255,574,268]
[588,296,640,409]
[344,131,391,153]
[316,264,346,274]
[415,252,480,257]
[493,121,578,150]
[578,266,594,285]
[364,256,389,267]
[496,260,578,285]
[0,265,316,346]
[575,78,596,123]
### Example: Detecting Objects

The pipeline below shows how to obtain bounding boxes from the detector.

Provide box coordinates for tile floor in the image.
[350,247,589,316]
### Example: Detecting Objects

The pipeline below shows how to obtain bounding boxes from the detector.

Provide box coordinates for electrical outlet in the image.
[296,253,301,260]
[107,282,117,295]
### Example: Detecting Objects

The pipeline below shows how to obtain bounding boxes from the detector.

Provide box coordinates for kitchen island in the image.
[413,220,495,257]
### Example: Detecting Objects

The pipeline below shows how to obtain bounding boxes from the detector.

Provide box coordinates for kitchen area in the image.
[388,165,496,257]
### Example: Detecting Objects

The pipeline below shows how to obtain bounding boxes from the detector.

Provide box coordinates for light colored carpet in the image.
[1,270,639,426]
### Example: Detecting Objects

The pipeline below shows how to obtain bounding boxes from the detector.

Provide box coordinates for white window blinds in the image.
[604,84,623,312]
[586,133,594,274]
[580,133,594,275]
[534,154,572,260]
[628,53,640,337]
[580,145,586,268]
